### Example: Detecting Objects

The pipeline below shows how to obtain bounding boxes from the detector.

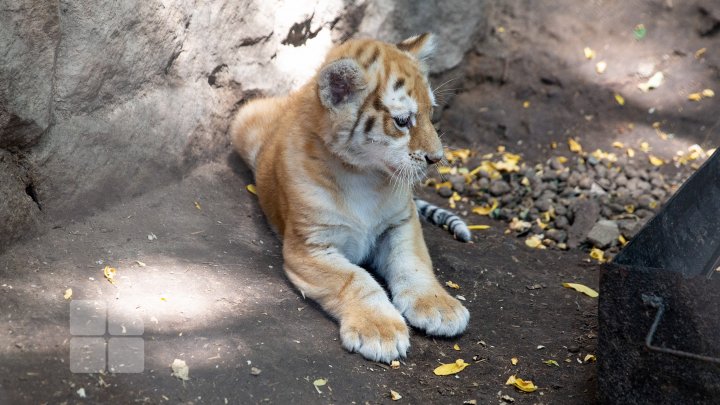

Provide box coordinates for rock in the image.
[554,215,570,229]
[615,174,628,187]
[549,158,565,171]
[437,186,453,198]
[477,177,490,189]
[578,176,593,189]
[567,199,601,248]
[0,151,41,249]
[618,218,647,239]
[586,219,620,248]
[546,229,567,243]
[554,205,567,216]
[534,198,552,212]
[0,0,491,240]
[489,180,512,196]
[637,195,656,210]
[589,182,607,196]
[450,175,466,193]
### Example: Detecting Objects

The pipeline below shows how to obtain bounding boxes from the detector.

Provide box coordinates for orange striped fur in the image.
[230,34,469,362]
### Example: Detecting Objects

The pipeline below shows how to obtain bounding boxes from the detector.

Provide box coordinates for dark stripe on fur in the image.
[414,198,472,242]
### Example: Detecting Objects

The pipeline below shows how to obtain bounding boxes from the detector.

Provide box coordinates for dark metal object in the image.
[598,149,720,404]
[642,294,720,365]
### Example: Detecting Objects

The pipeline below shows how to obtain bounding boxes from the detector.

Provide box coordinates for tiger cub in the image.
[230,33,469,362]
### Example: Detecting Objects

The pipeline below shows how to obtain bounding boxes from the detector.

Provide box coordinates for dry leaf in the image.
[246,184,257,195]
[171,359,190,381]
[390,390,402,401]
[525,236,544,249]
[648,155,664,166]
[506,375,538,392]
[522,101,530,108]
[688,92,703,101]
[567,138,583,153]
[595,61,607,74]
[511,357,518,365]
[626,148,635,158]
[135,260,146,267]
[702,89,715,98]
[435,181,453,190]
[467,225,490,230]
[446,280,460,289]
[437,166,453,175]
[391,360,400,369]
[64,288,73,300]
[472,200,498,216]
[639,141,651,152]
[618,235,628,246]
[543,359,560,367]
[103,266,117,285]
[695,47,707,59]
[562,282,599,298]
[584,354,597,363]
[433,359,470,376]
[313,378,327,394]
[194,201,201,210]
[624,204,636,214]
[614,93,625,106]
[453,344,461,351]
[583,47,596,60]
[637,72,663,92]
[589,248,606,263]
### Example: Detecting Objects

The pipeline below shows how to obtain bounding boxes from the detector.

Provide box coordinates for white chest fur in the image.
[301,167,411,265]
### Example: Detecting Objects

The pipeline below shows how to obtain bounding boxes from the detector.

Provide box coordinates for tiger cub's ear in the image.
[318,58,367,111]
[397,33,435,61]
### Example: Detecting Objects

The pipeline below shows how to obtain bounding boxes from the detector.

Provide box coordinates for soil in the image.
[1,1,718,404]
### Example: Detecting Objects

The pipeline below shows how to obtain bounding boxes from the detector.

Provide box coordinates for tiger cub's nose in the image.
[425,152,443,165]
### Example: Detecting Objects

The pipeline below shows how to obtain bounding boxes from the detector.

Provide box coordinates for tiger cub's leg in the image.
[373,210,469,336]
[282,239,410,363]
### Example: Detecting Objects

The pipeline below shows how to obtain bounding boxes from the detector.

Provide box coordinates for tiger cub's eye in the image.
[393,115,411,128]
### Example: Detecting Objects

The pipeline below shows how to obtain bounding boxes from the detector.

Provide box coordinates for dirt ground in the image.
[1,1,718,404]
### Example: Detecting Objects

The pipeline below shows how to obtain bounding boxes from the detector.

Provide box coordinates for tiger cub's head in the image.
[316,34,443,185]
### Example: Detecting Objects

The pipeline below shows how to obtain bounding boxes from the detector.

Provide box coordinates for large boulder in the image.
[0,0,489,249]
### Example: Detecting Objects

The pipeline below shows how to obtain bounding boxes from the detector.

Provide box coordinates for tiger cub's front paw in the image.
[339,303,410,363]
[393,288,469,337]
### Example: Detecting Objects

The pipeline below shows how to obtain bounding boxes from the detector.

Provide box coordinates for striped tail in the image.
[414,198,472,243]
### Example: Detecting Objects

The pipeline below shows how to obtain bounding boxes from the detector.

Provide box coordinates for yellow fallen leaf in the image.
[497,26,505,33]
[445,148,471,163]
[313,378,327,394]
[550,141,558,149]
[194,201,201,210]
[391,360,400,369]
[511,357,518,365]
[695,47,707,59]
[638,72,664,92]
[624,204,636,214]
[506,375,538,392]
[584,354,597,363]
[103,266,116,285]
[648,155,664,166]
[702,89,715,98]
[246,184,257,195]
[595,61,607,74]
[433,359,470,376]
[688,92,703,101]
[523,101,530,108]
[64,288,73,300]
[583,47,596,60]
[639,141,651,152]
[525,235,545,249]
[562,282,599,298]
[446,281,460,289]
[614,93,625,106]
[451,192,462,202]
[453,344,461,351]
[435,181,452,190]
[568,138,583,153]
[618,235,628,246]
[390,390,402,401]
[437,166,453,174]
[626,148,635,158]
[543,359,560,367]
[556,156,568,164]
[520,177,530,187]
[472,199,498,216]
[467,225,490,230]
[590,248,606,263]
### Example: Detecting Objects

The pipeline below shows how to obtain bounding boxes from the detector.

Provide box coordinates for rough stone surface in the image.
[0,151,41,248]
[0,0,489,249]
[567,199,601,249]
[586,219,620,249]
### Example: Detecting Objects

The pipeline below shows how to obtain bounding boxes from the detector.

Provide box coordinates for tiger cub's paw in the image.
[393,288,470,337]
[339,303,410,363]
